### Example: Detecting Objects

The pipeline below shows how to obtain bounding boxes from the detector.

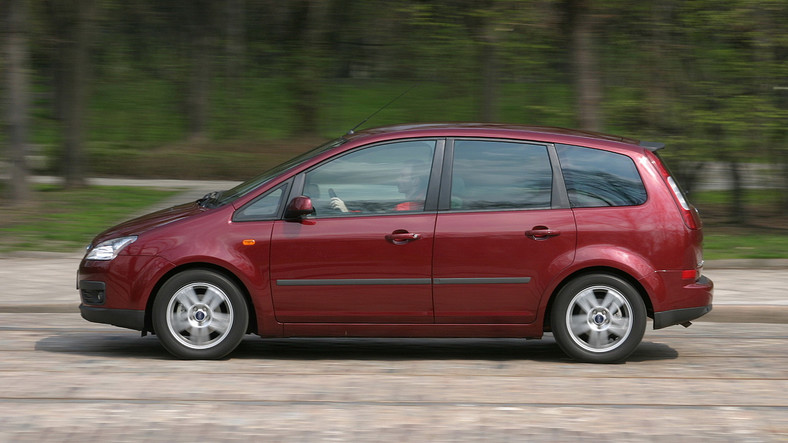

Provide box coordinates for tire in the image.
[152,269,248,359]
[551,273,646,363]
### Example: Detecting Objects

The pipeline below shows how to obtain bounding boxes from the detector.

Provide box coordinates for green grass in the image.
[691,189,788,259]
[703,233,788,260]
[0,185,180,253]
[31,77,578,162]
[691,189,783,206]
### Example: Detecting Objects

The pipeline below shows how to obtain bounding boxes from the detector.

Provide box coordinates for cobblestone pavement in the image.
[0,316,786,441]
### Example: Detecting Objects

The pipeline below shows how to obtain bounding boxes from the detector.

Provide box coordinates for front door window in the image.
[303,140,435,216]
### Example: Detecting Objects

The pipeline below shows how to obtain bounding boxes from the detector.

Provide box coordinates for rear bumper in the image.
[80,304,145,331]
[652,273,713,329]
[653,304,712,329]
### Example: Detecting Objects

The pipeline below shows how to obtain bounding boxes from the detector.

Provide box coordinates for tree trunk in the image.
[782,155,788,216]
[54,0,94,188]
[187,33,210,142]
[569,0,602,132]
[3,0,31,203]
[289,0,328,136]
[224,0,245,135]
[185,1,214,142]
[646,0,671,133]
[727,161,746,224]
[477,20,499,122]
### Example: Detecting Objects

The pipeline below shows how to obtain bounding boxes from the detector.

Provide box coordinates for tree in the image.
[222,0,246,136]
[463,1,501,122]
[567,0,602,131]
[2,0,31,203]
[286,0,330,136]
[182,0,216,142]
[43,0,95,188]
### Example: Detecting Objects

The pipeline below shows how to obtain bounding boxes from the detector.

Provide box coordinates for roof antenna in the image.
[346,84,418,136]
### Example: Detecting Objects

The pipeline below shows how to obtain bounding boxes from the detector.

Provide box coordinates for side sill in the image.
[80,305,145,331]
[653,305,712,329]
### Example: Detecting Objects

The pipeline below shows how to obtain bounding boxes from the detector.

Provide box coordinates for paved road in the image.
[0,314,786,441]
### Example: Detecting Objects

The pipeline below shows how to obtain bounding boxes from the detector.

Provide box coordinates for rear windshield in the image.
[556,144,647,207]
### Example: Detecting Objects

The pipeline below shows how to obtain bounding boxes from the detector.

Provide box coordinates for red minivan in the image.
[78,124,713,363]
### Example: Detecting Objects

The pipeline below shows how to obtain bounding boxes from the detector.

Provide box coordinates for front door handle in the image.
[385,230,422,245]
[525,226,561,240]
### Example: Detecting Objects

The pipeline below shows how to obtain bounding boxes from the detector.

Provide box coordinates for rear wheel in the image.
[152,269,248,359]
[551,273,646,363]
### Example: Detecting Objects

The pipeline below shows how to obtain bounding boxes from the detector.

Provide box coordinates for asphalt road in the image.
[1,313,786,441]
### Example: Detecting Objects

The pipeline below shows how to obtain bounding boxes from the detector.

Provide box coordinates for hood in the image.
[93,202,205,242]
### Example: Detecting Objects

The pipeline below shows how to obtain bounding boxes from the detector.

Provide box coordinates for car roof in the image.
[345,123,642,148]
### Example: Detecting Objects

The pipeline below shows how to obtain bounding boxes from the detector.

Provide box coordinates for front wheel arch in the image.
[151,268,250,359]
[144,263,257,335]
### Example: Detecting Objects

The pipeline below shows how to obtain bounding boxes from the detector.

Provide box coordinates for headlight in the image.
[85,236,138,261]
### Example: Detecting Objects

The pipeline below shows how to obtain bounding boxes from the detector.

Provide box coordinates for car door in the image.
[432,139,576,324]
[269,139,442,323]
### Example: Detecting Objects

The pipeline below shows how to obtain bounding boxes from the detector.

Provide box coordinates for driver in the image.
[330,161,427,213]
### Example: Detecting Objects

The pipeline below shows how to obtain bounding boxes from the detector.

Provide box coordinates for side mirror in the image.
[284,196,316,221]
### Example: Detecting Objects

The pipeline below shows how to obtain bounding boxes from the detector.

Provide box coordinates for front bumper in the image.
[80,304,145,331]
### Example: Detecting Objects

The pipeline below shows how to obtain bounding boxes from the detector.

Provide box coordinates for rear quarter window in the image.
[556,144,647,208]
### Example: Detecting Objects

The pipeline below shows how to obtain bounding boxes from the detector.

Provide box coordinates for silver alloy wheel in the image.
[166,282,234,350]
[565,285,633,353]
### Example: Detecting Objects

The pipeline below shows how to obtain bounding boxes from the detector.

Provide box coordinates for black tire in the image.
[551,273,646,363]
[152,269,248,359]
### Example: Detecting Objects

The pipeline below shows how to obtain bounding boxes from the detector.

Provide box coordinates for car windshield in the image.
[214,137,346,205]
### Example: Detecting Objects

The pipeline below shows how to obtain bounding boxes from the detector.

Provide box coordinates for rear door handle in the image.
[525,226,561,240]
[385,230,422,245]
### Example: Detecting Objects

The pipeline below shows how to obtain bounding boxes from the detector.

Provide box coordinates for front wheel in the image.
[551,274,646,363]
[152,269,248,359]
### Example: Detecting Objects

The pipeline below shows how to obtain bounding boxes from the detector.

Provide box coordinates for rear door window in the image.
[449,140,552,210]
[556,144,647,207]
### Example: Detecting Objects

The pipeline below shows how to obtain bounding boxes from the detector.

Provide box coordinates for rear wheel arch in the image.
[546,269,650,362]
[144,263,257,335]
[543,266,654,332]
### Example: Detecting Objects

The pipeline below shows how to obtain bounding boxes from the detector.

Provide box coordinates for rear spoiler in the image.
[639,141,665,151]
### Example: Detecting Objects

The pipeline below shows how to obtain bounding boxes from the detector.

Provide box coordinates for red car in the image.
[78,123,713,363]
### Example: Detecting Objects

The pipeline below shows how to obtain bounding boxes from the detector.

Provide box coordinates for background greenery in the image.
[0,184,178,253]
[1,0,786,257]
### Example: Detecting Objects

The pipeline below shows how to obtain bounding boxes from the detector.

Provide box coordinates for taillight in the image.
[681,269,699,281]
[667,176,701,230]
[648,151,701,230]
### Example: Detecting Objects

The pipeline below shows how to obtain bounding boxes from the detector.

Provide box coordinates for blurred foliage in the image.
[1,0,787,221]
[704,233,788,260]
[0,184,178,252]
